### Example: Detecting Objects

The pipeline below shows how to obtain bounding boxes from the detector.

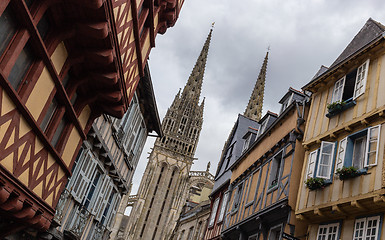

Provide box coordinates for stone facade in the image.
[120,29,213,240]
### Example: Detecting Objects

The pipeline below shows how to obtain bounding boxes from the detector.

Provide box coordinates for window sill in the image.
[338,168,367,180]
[326,98,356,118]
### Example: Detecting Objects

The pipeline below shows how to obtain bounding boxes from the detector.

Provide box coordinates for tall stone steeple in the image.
[123,29,212,240]
[156,28,212,159]
[244,51,269,121]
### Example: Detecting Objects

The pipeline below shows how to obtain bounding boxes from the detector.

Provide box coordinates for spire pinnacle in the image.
[244,51,269,121]
[180,27,213,105]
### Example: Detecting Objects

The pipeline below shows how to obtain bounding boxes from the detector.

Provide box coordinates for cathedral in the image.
[121,28,213,240]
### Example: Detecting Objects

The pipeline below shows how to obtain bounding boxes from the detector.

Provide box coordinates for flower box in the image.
[326,98,356,118]
[336,166,365,180]
[305,177,327,190]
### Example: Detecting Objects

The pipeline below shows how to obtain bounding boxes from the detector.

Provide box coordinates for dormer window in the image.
[331,59,369,104]
[280,93,293,113]
[242,134,251,153]
[258,117,269,137]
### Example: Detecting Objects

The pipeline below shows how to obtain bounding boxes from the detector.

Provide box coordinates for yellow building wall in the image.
[25,67,55,121]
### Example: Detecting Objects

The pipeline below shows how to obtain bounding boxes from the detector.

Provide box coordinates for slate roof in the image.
[330,18,385,69]
[303,18,385,90]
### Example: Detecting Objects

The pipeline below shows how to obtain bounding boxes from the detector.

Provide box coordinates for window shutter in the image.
[365,125,381,167]
[335,138,347,172]
[316,141,335,179]
[332,77,345,103]
[70,151,96,202]
[95,178,113,221]
[306,150,318,179]
[91,175,109,216]
[353,59,370,99]
[108,194,121,228]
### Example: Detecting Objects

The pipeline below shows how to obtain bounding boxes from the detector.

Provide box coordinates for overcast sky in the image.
[130,0,385,195]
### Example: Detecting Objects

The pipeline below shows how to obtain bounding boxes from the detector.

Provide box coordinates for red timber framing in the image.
[0,0,183,235]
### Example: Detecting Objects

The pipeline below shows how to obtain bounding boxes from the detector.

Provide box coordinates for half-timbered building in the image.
[296,18,385,240]
[0,0,183,237]
[204,52,268,240]
[222,88,308,240]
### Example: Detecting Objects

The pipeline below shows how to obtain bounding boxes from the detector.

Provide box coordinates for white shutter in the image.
[332,77,345,103]
[354,59,370,99]
[316,141,335,179]
[108,194,121,228]
[306,150,317,179]
[365,125,381,167]
[71,151,97,202]
[335,138,347,172]
[95,177,113,221]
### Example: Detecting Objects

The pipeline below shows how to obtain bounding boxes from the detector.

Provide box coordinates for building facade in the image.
[171,168,214,240]
[221,88,308,240]
[0,0,183,237]
[52,64,162,239]
[204,52,268,240]
[122,28,213,240]
[296,19,385,240]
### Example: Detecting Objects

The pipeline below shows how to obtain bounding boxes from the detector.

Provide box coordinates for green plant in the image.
[305,177,326,190]
[336,166,359,180]
[327,101,345,111]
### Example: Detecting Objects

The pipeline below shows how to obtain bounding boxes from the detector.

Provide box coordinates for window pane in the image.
[8,42,34,90]
[317,142,334,178]
[40,98,58,132]
[0,6,17,57]
[51,117,66,147]
[37,13,50,40]
[353,137,366,169]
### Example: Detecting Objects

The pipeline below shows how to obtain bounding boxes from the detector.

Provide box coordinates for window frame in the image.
[317,222,340,240]
[208,197,220,227]
[353,59,370,99]
[335,125,381,171]
[232,183,243,212]
[217,192,229,223]
[331,76,345,103]
[268,224,283,240]
[316,141,336,179]
[268,150,284,189]
[353,215,381,240]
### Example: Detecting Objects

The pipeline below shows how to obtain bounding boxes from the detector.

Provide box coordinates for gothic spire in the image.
[244,51,269,121]
[180,27,213,105]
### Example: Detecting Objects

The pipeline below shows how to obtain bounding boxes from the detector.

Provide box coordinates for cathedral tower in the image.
[123,29,212,240]
[244,51,269,121]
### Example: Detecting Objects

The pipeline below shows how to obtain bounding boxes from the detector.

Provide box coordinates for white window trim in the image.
[353,216,381,240]
[306,150,318,179]
[217,192,229,223]
[353,59,370,99]
[242,134,251,153]
[316,141,335,179]
[364,125,381,167]
[331,76,346,103]
[268,223,283,240]
[317,223,340,240]
[335,137,347,172]
[209,197,220,226]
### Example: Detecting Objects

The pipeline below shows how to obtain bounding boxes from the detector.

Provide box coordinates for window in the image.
[268,225,282,240]
[40,98,58,132]
[317,223,339,240]
[0,5,17,57]
[242,134,252,153]
[209,197,220,226]
[187,226,194,240]
[232,183,243,211]
[8,41,35,90]
[248,234,259,240]
[83,169,102,209]
[269,151,283,188]
[217,192,229,223]
[51,117,67,147]
[354,60,370,99]
[306,141,336,180]
[353,216,380,240]
[331,77,345,103]
[330,59,369,104]
[335,125,380,171]
[178,230,185,240]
